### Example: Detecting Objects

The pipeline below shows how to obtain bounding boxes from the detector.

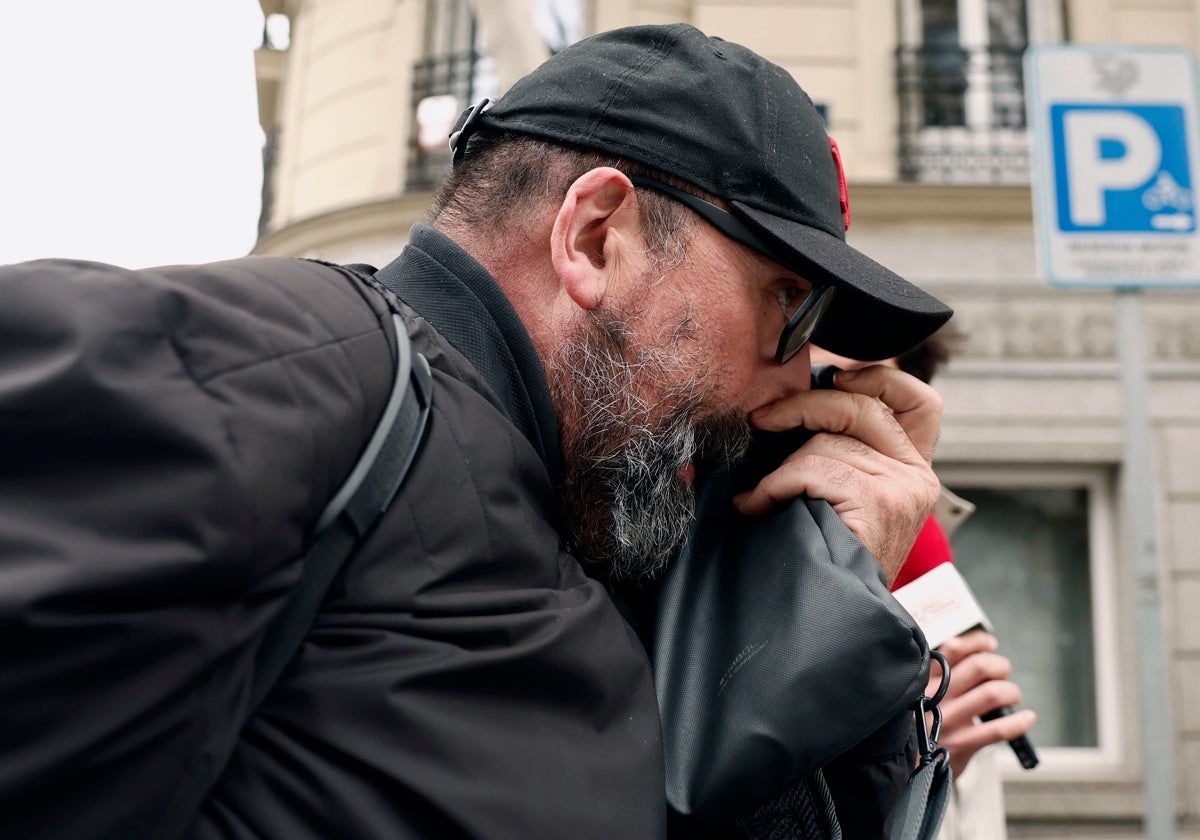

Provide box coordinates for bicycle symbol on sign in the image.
[1142,171,1195,230]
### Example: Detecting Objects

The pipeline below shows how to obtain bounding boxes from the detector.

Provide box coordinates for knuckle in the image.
[828,462,856,489]
[922,471,941,501]
[937,635,967,661]
[980,653,1013,680]
[994,656,1014,681]
[978,680,1016,710]
[922,384,944,416]
[842,391,891,431]
[998,712,1032,739]
[831,435,872,457]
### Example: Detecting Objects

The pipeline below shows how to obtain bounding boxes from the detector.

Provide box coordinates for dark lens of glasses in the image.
[777,284,837,365]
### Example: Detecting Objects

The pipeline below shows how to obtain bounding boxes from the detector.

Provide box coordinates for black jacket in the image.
[0,224,908,840]
[0,226,665,839]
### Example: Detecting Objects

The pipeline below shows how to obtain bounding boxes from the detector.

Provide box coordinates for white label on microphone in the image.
[891,563,994,649]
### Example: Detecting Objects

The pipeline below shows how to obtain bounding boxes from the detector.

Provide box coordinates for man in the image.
[0,23,951,839]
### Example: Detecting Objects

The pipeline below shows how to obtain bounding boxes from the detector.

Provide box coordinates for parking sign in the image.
[1026,46,1200,287]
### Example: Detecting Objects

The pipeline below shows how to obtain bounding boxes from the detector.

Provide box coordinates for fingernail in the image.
[836,368,858,382]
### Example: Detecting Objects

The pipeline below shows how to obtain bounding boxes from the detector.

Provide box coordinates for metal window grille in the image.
[896,44,1030,184]
[406,0,479,192]
[406,49,480,190]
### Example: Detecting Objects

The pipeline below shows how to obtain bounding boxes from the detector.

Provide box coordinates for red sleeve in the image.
[890,515,954,591]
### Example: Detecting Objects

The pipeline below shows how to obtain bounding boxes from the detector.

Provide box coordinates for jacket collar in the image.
[375,224,563,488]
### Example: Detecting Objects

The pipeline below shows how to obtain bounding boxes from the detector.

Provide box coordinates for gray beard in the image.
[546,306,752,581]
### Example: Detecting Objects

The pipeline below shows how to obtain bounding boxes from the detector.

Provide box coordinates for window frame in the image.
[895,0,1065,184]
[934,463,1124,775]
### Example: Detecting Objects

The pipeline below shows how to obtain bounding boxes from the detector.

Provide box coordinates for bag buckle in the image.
[915,650,950,768]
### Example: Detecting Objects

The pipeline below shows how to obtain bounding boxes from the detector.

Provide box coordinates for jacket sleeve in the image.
[0,256,394,839]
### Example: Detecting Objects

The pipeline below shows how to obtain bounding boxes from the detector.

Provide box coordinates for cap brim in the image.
[732,202,953,361]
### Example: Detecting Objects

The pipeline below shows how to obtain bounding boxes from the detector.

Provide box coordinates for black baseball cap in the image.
[450,23,952,361]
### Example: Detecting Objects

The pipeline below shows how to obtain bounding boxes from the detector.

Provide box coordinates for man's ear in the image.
[550,167,644,311]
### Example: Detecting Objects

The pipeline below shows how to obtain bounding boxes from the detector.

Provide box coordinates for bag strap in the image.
[889,650,954,840]
[249,312,433,712]
[888,752,952,840]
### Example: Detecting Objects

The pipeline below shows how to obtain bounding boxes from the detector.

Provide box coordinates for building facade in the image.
[253,1,1200,835]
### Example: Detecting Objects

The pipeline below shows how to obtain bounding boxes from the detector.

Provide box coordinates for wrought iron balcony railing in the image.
[896,44,1030,184]
[406,49,480,192]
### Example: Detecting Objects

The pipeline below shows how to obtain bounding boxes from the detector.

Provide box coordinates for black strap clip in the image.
[915,650,951,768]
[448,98,491,164]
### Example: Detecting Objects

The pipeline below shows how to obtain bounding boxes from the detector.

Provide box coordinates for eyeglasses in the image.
[629,176,836,365]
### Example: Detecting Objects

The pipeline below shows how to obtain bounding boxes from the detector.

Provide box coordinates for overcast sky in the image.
[0,0,266,268]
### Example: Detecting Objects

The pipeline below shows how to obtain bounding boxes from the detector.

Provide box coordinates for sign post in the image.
[1025,45,1200,840]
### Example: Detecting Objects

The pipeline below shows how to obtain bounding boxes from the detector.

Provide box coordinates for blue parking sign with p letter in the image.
[1027,46,1200,287]
[1052,104,1194,234]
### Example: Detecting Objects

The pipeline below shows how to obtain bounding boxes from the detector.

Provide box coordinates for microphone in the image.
[892,563,1040,769]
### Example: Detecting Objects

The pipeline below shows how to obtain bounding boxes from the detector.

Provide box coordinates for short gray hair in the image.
[429,132,712,271]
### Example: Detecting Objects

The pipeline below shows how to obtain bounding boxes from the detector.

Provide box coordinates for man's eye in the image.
[775,286,811,318]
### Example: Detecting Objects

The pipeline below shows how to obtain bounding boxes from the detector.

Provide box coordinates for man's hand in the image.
[732,364,942,583]
[931,630,1037,777]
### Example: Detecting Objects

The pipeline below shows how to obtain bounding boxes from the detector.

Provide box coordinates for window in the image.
[935,465,1122,772]
[896,0,1063,183]
[407,0,585,191]
[408,0,479,190]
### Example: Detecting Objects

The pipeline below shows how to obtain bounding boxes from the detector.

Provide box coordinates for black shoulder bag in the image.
[654,424,952,840]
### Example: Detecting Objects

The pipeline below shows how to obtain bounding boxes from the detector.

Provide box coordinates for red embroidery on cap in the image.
[829,136,850,231]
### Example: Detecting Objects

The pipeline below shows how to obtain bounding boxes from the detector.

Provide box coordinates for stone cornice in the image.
[847,182,1034,224]
[252,193,435,258]
[255,183,1034,256]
